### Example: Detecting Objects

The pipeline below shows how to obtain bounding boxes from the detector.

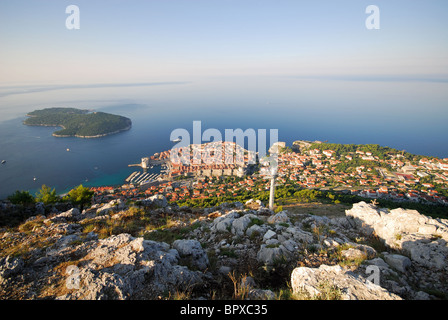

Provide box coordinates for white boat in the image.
[172,138,182,143]
[1,160,5,164]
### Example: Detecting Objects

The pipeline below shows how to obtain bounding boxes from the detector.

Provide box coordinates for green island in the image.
[23,107,132,138]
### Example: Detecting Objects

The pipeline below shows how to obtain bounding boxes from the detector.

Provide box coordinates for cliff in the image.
[0,199,447,300]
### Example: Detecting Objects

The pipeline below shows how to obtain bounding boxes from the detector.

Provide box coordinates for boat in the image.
[33,177,37,181]
[67,148,70,152]
[172,138,182,143]
[1,160,5,164]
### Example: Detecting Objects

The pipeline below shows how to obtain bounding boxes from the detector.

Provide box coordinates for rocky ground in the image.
[0,196,447,300]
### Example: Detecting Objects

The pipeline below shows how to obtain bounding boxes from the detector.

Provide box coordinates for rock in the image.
[267,211,289,224]
[257,244,288,267]
[341,244,377,261]
[282,239,298,252]
[139,195,168,208]
[0,256,24,279]
[173,239,209,271]
[96,199,126,215]
[245,199,254,205]
[263,230,276,241]
[56,208,80,221]
[212,211,240,232]
[231,214,257,236]
[57,233,205,300]
[353,244,377,259]
[346,202,448,270]
[383,254,412,273]
[51,223,82,235]
[54,234,81,249]
[248,289,276,300]
[291,264,402,300]
[413,291,431,300]
[241,276,256,290]
[246,224,264,238]
[286,226,314,243]
[401,237,447,270]
[218,266,232,275]
[365,257,390,269]
[145,194,168,208]
[35,202,46,215]
[341,248,367,261]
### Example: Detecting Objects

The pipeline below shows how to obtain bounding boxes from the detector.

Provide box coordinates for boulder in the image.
[383,253,411,273]
[96,199,126,215]
[231,214,257,236]
[291,264,402,300]
[51,208,81,222]
[267,211,289,224]
[246,224,265,238]
[285,226,314,243]
[57,234,205,300]
[173,239,209,271]
[257,244,289,267]
[143,194,167,208]
[341,248,367,261]
[212,211,240,232]
[346,202,448,270]
[263,230,276,241]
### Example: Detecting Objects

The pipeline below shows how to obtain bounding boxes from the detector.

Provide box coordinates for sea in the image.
[0,76,447,200]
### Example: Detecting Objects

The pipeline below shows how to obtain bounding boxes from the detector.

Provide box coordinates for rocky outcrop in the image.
[291,264,402,300]
[173,239,209,271]
[1,200,447,300]
[58,234,207,300]
[346,201,448,271]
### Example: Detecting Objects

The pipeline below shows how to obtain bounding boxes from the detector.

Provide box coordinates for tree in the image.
[64,185,94,211]
[7,190,35,205]
[35,185,59,205]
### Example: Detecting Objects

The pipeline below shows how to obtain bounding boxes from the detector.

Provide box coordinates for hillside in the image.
[0,196,447,301]
[24,107,132,138]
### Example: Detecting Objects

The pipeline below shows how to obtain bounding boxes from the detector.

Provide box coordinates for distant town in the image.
[89,140,448,210]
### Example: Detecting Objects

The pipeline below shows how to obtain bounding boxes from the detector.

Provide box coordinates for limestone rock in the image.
[212,210,240,232]
[257,244,289,267]
[50,208,81,223]
[231,214,257,236]
[383,253,412,273]
[267,211,289,224]
[346,202,448,270]
[291,264,402,300]
[263,230,276,241]
[173,239,209,271]
[144,194,168,208]
[58,233,205,300]
[0,256,24,279]
[96,199,126,215]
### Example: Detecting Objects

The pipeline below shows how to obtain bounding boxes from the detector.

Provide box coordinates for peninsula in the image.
[24,107,132,138]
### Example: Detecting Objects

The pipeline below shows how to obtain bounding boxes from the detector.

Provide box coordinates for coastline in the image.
[52,124,132,139]
[24,121,132,139]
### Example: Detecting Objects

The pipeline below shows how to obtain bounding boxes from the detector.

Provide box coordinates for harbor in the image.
[124,156,170,186]
[125,170,162,186]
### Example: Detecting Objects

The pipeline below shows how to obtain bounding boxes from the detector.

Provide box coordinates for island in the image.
[24,107,132,138]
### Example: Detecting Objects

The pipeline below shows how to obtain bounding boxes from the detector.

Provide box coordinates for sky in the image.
[0,0,448,85]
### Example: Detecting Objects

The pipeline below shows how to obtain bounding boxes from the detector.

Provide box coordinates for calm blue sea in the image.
[1,76,447,199]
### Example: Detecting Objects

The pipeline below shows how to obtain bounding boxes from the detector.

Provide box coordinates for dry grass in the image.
[228,271,252,300]
[282,202,349,218]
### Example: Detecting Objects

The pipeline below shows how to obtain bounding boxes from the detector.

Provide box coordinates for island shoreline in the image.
[23,108,132,139]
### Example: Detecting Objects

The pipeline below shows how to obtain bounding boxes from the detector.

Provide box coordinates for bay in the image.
[0,76,447,199]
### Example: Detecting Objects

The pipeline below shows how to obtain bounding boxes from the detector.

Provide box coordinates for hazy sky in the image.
[1,0,447,85]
